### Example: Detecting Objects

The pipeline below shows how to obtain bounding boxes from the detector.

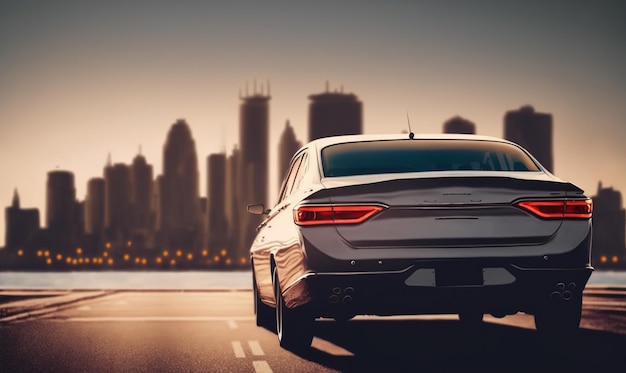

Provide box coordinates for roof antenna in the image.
[406,112,415,139]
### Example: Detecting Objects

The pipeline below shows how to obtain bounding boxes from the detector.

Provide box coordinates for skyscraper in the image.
[159,119,202,251]
[277,120,302,189]
[84,177,105,255]
[504,105,554,173]
[85,178,105,235]
[225,146,242,261]
[591,182,626,268]
[4,189,39,252]
[308,84,362,141]
[206,153,228,259]
[130,152,154,248]
[443,116,476,134]
[46,170,77,252]
[239,86,270,255]
[104,162,131,245]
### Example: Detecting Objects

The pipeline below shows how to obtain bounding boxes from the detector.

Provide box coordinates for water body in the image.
[0,270,624,290]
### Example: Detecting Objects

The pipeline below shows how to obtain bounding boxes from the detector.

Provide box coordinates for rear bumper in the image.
[290,264,593,318]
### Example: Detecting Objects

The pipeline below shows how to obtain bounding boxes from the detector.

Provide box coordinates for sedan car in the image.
[248,133,593,350]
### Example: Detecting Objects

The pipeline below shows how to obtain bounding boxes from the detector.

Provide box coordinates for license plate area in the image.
[436,264,483,287]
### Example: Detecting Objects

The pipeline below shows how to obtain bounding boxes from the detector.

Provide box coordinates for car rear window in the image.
[321,139,540,177]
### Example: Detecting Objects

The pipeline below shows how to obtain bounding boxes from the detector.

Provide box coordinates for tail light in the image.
[294,205,384,226]
[516,199,592,219]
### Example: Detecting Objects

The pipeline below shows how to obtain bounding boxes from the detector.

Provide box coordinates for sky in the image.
[1,0,625,245]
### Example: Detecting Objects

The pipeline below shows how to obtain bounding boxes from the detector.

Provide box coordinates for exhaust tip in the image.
[550,291,562,300]
[562,290,573,301]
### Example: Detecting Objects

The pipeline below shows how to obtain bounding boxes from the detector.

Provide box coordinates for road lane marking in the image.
[311,337,355,356]
[248,340,264,356]
[63,316,254,322]
[253,361,273,373]
[232,341,245,358]
[228,320,238,329]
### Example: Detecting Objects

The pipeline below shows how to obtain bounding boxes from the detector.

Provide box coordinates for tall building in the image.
[206,153,228,259]
[239,86,270,256]
[4,189,39,252]
[443,116,476,134]
[83,177,105,254]
[159,119,202,251]
[104,162,131,246]
[46,170,77,252]
[225,146,242,262]
[591,182,626,269]
[277,120,302,189]
[85,178,105,235]
[130,152,154,248]
[308,84,362,141]
[504,105,554,173]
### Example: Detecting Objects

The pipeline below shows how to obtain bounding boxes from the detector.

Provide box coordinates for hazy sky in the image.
[1,0,625,245]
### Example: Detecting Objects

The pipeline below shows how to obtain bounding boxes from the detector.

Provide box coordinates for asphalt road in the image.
[1,288,625,373]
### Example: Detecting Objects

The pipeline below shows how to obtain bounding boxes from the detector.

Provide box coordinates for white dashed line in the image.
[253,360,273,373]
[232,341,245,358]
[228,320,238,329]
[248,340,264,356]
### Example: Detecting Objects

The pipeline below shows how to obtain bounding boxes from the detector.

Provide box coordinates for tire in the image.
[253,271,275,331]
[273,268,314,350]
[534,299,582,336]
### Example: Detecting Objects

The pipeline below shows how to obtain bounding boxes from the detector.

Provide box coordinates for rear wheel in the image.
[273,268,314,350]
[253,271,275,331]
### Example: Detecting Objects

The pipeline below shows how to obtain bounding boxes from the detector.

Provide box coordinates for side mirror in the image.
[247,204,269,215]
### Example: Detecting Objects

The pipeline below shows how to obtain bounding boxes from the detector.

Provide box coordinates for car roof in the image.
[307,133,514,149]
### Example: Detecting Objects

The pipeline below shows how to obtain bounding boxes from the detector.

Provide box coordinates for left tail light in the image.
[516,199,592,219]
[294,205,384,226]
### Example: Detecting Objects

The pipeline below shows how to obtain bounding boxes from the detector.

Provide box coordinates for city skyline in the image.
[1,1,625,245]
